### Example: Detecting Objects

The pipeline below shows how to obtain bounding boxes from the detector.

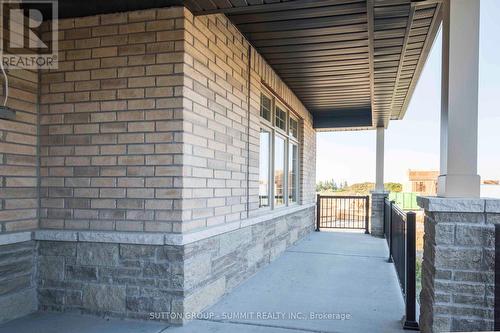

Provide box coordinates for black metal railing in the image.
[316,194,369,233]
[384,198,419,330]
[495,224,500,330]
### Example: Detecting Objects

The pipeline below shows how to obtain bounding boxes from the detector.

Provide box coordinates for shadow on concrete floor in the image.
[164,231,406,333]
[0,312,169,333]
[0,231,406,333]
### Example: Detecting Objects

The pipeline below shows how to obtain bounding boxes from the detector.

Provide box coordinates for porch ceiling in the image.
[24,0,442,130]
[187,0,442,131]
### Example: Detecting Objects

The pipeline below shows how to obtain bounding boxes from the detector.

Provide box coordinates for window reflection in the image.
[289,143,298,203]
[275,106,286,131]
[290,117,298,138]
[274,135,285,206]
[260,94,271,122]
[259,130,270,207]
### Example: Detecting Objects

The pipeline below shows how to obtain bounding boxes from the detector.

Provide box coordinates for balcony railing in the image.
[315,194,369,233]
[384,198,419,330]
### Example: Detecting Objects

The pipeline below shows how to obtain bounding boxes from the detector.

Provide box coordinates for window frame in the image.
[258,89,301,210]
[258,128,272,210]
[274,132,287,207]
[274,102,288,134]
[260,92,273,127]
[289,114,299,140]
[288,113,300,205]
[288,141,299,205]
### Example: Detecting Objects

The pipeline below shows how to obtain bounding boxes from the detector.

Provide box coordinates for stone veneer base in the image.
[0,242,37,323]
[417,196,499,332]
[36,206,315,324]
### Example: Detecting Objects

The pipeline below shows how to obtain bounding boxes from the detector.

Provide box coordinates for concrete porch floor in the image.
[0,231,407,333]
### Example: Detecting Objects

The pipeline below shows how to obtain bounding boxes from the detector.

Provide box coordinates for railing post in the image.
[383,198,388,245]
[495,224,500,330]
[403,211,419,330]
[388,201,394,263]
[316,194,321,232]
[364,195,369,234]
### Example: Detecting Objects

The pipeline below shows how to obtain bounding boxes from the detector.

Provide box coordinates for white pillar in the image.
[375,126,385,192]
[438,0,481,198]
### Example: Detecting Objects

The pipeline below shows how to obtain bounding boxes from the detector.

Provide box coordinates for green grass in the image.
[416,252,423,304]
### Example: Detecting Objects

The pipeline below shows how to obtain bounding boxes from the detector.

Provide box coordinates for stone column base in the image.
[417,196,498,332]
[370,191,388,237]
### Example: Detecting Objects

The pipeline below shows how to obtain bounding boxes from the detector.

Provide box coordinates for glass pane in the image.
[290,117,298,138]
[275,106,286,131]
[289,143,298,203]
[260,94,271,121]
[259,130,270,207]
[274,135,285,206]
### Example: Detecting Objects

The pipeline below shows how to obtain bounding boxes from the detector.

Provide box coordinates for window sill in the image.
[251,202,308,220]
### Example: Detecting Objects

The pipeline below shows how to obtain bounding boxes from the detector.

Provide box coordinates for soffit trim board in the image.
[313,108,372,129]
[387,4,416,126]
[397,1,442,120]
[188,0,364,16]
[367,0,376,127]
[261,80,300,119]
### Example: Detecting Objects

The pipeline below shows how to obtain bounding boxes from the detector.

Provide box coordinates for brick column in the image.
[418,196,498,332]
[370,191,388,237]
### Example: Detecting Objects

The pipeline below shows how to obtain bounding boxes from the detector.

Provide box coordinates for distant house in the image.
[404,170,439,196]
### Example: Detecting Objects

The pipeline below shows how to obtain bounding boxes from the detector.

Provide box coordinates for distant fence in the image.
[388,192,419,210]
[316,195,369,232]
[384,198,419,330]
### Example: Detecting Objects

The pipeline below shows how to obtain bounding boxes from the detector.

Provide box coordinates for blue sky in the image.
[316,0,500,184]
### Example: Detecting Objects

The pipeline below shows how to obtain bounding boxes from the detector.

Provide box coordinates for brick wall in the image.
[0,5,318,324]
[0,9,40,324]
[181,10,316,232]
[20,5,315,235]
[0,12,39,233]
[39,8,186,233]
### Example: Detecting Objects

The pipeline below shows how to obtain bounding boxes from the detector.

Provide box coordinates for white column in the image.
[375,126,384,192]
[438,0,481,198]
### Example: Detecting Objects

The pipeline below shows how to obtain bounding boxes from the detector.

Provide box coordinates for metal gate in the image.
[315,194,369,233]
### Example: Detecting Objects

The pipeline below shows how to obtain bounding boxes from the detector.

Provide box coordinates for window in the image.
[260,94,271,122]
[274,135,285,206]
[275,106,286,131]
[259,129,271,207]
[289,117,298,139]
[258,89,301,209]
[289,143,298,203]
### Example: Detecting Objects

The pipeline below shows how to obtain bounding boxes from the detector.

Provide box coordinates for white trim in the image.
[274,133,287,208]
[417,196,487,212]
[79,231,165,245]
[0,231,32,246]
[258,127,272,209]
[486,199,500,213]
[274,102,288,134]
[35,230,78,242]
[23,204,315,246]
